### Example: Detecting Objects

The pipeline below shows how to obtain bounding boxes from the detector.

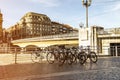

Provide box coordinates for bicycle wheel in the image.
[72,53,77,64]
[46,52,55,64]
[58,53,65,66]
[78,52,86,65]
[71,50,78,64]
[31,52,41,63]
[67,52,74,65]
[90,52,98,63]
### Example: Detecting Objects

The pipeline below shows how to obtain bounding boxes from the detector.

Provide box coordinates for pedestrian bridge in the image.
[11,32,79,47]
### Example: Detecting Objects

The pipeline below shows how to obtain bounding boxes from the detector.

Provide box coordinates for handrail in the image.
[11,32,78,43]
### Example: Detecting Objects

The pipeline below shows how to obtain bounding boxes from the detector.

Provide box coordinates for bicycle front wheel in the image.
[67,52,74,65]
[46,52,55,64]
[58,53,65,66]
[31,52,41,63]
[90,52,98,63]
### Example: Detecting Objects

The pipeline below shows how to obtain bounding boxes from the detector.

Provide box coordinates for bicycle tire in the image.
[72,53,77,64]
[58,53,65,66]
[46,52,55,64]
[90,52,98,63]
[78,52,86,65]
[31,52,41,63]
[67,52,74,65]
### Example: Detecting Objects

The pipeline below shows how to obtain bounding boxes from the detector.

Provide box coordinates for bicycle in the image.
[31,48,44,63]
[82,46,98,63]
[71,47,86,65]
[61,48,74,65]
[46,47,64,66]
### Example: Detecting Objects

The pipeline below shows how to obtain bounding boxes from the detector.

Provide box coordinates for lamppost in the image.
[7,33,11,52]
[82,0,92,28]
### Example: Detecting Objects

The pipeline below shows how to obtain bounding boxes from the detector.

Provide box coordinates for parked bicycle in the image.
[60,48,73,65]
[31,48,44,63]
[71,47,86,65]
[46,47,64,66]
[82,46,98,63]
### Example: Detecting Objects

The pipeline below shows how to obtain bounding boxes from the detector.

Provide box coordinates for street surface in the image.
[0,56,120,80]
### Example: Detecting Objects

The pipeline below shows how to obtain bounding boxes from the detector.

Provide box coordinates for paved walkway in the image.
[0,55,120,80]
[0,53,46,65]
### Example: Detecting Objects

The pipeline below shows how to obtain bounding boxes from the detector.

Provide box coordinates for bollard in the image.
[115,46,118,57]
[15,48,17,64]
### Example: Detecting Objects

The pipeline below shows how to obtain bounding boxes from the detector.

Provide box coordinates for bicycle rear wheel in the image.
[90,52,98,63]
[78,52,86,65]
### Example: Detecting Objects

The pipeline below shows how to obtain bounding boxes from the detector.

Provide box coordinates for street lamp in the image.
[79,22,84,28]
[82,0,92,28]
[7,33,11,52]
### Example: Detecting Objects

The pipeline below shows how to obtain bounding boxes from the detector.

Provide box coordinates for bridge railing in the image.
[12,32,78,43]
[30,32,78,40]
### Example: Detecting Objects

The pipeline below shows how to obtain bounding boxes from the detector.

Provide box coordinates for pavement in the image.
[0,54,120,80]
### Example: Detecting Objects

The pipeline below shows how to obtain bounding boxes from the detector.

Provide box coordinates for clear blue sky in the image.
[0,0,120,29]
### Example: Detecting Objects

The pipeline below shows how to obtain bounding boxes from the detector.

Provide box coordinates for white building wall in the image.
[79,27,91,48]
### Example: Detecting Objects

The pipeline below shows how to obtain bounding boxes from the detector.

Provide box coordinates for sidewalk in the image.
[0,54,34,65]
[0,54,120,80]
[0,62,73,80]
[0,53,70,80]
[0,54,14,65]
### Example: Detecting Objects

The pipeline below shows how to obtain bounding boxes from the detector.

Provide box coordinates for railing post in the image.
[15,48,17,64]
[115,46,118,57]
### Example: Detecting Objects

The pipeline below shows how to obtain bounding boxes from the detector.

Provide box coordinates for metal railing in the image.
[11,32,78,43]
[0,46,120,65]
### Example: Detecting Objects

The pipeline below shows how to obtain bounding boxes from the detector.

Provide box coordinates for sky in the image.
[0,0,120,29]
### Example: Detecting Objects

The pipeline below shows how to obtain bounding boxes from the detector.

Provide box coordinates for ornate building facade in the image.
[7,12,76,40]
[51,22,74,35]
